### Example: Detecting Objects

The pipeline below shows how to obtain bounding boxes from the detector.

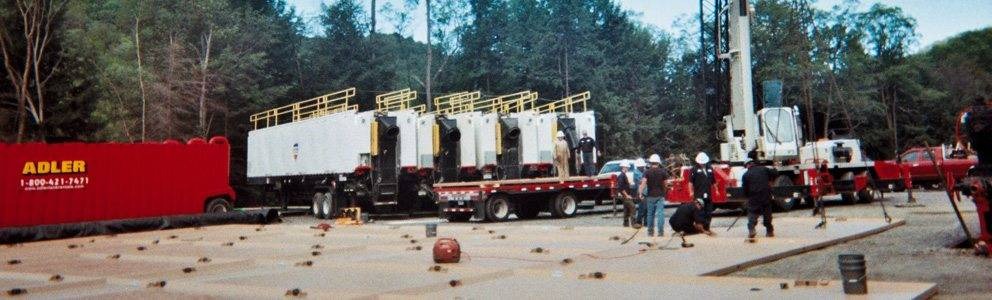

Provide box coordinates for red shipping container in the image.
[0,137,235,228]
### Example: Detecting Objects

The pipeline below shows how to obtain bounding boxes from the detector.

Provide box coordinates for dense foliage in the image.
[2,0,990,190]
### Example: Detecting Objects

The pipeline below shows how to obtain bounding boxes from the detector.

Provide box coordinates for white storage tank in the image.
[475,112,500,169]
[510,111,541,165]
[388,110,419,169]
[537,113,558,164]
[451,112,479,170]
[416,113,436,169]
[247,109,372,178]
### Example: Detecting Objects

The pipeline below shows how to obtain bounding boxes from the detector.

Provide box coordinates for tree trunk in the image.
[425,0,432,111]
[370,0,376,35]
[134,17,148,142]
[198,27,213,136]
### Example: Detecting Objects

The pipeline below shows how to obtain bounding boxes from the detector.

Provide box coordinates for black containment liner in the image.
[0,209,281,244]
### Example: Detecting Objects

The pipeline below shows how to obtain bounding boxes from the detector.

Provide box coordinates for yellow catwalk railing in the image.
[434,91,482,114]
[535,91,590,113]
[375,89,424,113]
[442,91,537,115]
[250,88,358,129]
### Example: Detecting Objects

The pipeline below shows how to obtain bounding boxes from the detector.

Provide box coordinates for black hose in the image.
[0,210,281,244]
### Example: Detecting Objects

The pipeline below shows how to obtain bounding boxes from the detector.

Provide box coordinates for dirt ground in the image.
[283,190,990,298]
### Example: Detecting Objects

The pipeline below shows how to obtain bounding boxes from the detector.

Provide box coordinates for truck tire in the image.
[857,187,876,203]
[312,193,327,219]
[205,198,233,213]
[772,176,799,211]
[550,192,578,218]
[320,192,336,218]
[485,195,511,222]
[515,202,541,219]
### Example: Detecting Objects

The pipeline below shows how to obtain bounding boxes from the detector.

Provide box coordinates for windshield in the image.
[598,162,621,174]
[762,109,797,143]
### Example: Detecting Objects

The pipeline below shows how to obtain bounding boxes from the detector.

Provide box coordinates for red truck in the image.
[0,137,236,228]
[892,146,978,189]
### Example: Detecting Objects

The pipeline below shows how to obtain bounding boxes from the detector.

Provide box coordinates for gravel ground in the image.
[283,190,990,298]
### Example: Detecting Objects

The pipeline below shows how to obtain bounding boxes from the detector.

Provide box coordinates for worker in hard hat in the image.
[616,161,637,227]
[633,158,648,226]
[577,130,599,176]
[554,131,571,181]
[687,152,717,230]
[638,154,669,237]
[669,199,715,236]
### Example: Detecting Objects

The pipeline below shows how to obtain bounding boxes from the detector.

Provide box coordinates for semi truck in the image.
[1,137,235,228]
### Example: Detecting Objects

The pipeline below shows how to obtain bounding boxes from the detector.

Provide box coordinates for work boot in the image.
[623,220,630,227]
[748,229,756,239]
[766,231,775,238]
[648,230,655,237]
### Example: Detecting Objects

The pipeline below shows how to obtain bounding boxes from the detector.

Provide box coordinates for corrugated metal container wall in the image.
[0,138,234,228]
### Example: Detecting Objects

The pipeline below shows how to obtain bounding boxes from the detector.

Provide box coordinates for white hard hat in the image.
[620,160,631,168]
[695,152,710,165]
[634,158,646,168]
[556,131,565,138]
[648,154,662,164]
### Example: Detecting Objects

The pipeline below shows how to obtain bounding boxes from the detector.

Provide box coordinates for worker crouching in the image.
[669,199,715,237]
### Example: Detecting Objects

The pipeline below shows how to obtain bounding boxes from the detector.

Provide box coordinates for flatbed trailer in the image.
[434,176,616,222]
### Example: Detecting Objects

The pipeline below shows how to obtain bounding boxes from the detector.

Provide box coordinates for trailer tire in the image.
[515,202,541,219]
[320,192,336,218]
[312,193,327,219]
[485,195,511,222]
[772,176,798,211]
[550,192,578,218]
[205,198,233,213]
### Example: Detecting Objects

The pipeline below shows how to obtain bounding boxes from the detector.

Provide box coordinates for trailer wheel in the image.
[205,198,233,213]
[772,176,798,211]
[550,192,578,218]
[485,195,511,222]
[320,192,336,218]
[312,193,327,219]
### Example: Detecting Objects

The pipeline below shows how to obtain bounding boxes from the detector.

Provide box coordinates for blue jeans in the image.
[645,196,665,235]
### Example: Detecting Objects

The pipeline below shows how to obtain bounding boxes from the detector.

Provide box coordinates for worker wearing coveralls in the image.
[616,161,637,227]
[554,131,571,180]
[742,159,775,239]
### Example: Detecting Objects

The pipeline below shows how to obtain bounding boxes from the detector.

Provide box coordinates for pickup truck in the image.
[893,146,977,188]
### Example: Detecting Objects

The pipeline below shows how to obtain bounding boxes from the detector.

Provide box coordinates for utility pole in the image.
[370,0,376,35]
[425,0,433,111]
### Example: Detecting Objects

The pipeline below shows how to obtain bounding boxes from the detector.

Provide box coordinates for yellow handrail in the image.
[434,91,481,114]
[535,91,590,113]
[376,89,419,112]
[250,88,357,129]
